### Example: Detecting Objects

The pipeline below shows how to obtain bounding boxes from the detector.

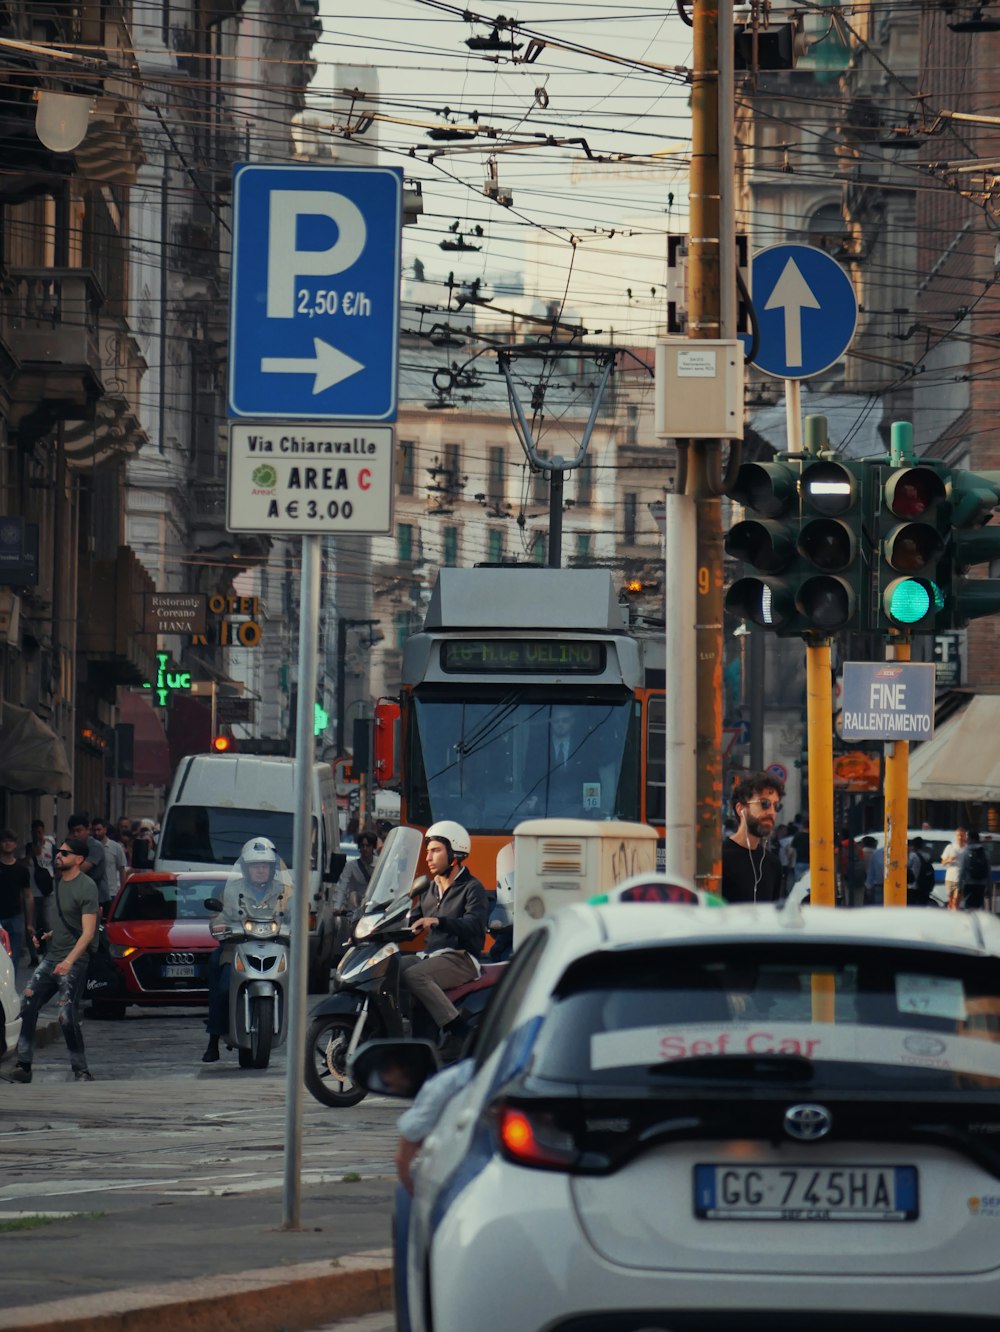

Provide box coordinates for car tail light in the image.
[0,926,11,958]
[494,1103,579,1171]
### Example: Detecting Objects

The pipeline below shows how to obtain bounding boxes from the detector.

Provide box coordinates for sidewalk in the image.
[0,1185,394,1332]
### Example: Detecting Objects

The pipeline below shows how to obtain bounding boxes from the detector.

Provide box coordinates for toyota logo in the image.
[165,952,195,965]
[783,1103,833,1141]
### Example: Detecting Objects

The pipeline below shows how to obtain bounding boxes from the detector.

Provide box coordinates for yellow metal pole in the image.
[806,639,836,908]
[883,637,911,907]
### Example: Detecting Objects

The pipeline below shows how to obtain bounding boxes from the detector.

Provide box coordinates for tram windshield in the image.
[406,690,641,833]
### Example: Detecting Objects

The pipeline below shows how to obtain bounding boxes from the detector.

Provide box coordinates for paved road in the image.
[1,1001,403,1314]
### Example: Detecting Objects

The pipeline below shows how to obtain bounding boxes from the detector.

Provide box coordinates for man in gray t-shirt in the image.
[12,836,98,1083]
[67,813,107,906]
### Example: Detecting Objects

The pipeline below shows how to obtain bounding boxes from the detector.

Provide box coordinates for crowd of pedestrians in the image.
[1,814,159,971]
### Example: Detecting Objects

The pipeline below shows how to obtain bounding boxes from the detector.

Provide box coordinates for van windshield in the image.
[158,806,305,868]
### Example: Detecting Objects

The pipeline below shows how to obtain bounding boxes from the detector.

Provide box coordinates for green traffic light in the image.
[888,578,930,624]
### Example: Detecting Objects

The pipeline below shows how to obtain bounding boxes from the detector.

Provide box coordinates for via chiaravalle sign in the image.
[226,424,394,535]
[840,662,936,742]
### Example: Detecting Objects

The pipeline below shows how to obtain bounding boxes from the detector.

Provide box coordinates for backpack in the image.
[916,852,936,898]
[965,845,991,884]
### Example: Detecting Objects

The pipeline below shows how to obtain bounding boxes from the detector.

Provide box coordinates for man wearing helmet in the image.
[202,836,292,1063]
[401,820,489,1061]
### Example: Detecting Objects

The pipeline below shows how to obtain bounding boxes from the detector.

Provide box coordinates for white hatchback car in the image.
[0,927,22,1061]
[370,902,1000,1332]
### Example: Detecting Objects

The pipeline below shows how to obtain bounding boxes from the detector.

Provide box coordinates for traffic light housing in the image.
[724,459,802,634]
[796,457,863,634]
[943,467,1000,627]
[874,462,948,632]
[211,733,234,753]
[725,455,866,637]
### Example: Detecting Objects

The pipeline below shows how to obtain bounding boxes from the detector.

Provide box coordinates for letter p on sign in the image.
[267,191,366,318]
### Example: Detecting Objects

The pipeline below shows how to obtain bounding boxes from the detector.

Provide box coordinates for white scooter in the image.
[205,889,291,1069]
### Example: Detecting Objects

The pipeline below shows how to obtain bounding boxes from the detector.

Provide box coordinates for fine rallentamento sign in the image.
[840,662,936,741]
[226,424,394,534]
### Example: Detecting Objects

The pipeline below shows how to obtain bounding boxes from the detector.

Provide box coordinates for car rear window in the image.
[529,943,1000,1092]
[158,807,296,866]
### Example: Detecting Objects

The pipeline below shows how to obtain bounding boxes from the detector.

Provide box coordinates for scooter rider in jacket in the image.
[402,820,488,1062]
[202,836,292,1063]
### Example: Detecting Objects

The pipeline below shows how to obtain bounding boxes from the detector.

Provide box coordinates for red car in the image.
[100,871,230,1016]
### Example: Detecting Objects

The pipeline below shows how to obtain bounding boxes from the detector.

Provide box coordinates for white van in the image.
[155,755,342,989]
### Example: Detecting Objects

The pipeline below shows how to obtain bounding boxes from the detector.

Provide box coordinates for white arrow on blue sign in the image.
[749,243,858,381]
[228,164,402,421]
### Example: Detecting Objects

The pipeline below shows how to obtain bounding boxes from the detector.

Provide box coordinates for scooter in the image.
[205,889,291,1070]
[304,826,508,1108]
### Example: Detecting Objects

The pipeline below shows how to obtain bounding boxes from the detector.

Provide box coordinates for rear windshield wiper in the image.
[647,1053,816,1083]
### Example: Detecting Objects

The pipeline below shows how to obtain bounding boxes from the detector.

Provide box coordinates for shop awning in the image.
[908,695,1000,802]
[117,691,172,787]
[0,702,72,796]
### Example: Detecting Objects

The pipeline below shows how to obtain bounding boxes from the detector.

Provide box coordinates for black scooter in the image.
[304,826,507,1108]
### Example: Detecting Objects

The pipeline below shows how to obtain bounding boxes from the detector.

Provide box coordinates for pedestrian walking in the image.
[92,817,128,896]
[0,829,32,969]
[24,820,54,961]
[959,831,993,912]
[66,813,108,911]
[941,826,968,910]
[11,835,97,1083]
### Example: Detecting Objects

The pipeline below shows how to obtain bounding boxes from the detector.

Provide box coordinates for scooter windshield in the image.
[359,826,424,915]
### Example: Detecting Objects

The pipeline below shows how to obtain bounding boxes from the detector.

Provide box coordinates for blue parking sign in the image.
[228,164,402,421]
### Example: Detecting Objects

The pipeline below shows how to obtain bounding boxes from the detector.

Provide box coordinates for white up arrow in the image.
[764,258,820,368]
[261,338,364,394]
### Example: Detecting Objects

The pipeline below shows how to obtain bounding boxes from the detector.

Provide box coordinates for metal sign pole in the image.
[283,532,320,1229]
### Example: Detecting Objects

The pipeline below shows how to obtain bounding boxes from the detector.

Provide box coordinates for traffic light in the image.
[795,457,864,635]
[874,462,948,632]
[724,459,802,634]
[211,733,234,753]
[944,468,1000,626]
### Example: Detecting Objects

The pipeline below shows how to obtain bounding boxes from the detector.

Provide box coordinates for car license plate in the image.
[694,1164,918,1221]
[162,964,197,978]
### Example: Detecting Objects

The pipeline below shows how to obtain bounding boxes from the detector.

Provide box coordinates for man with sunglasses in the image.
[10,836,97,1083]
[721,772,785,904]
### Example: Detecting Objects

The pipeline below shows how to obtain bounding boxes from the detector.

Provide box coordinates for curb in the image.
[0,1249,394,1332]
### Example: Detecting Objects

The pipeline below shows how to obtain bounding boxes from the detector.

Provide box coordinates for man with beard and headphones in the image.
[721,772,785,903]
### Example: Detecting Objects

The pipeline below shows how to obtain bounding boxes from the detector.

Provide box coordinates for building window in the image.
[394,611,412,651]
[533,450,550,504]
[398,523,413,563]
[576,455,593,508]
[399,440,415,495]
[488,446,505,503]
[443,526,458,567]
[488,529,504,563]
[533,533,547,565]
[444,442,461,484]
[623,493,637,544]
[575,533,591,560]
[806,202,848,255]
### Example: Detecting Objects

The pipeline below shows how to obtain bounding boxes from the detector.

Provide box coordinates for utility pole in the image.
[687,0,725,891]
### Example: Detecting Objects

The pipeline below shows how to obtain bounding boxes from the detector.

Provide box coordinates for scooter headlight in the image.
[339,943,396,981]
[244,919,279,937]
[353,913,380,940]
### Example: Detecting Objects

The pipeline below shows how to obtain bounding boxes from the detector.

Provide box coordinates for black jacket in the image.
[408,865,488,956]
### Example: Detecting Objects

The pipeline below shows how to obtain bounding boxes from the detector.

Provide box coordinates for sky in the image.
[307,2,697,341]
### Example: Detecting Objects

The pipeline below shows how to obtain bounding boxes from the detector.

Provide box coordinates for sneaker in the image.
[10,1064,31,1083]
[74,1070,94,1082]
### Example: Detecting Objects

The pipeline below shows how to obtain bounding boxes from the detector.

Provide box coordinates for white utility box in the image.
[654,338,744,439]
[512,818,659,945]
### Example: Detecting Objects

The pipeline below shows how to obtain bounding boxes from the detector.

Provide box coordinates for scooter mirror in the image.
[204,897,224,912]
[349,1038,440,1099]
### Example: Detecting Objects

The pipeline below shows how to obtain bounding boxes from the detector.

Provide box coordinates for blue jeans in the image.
[17,955,90,1071]
[205,946,231,1038]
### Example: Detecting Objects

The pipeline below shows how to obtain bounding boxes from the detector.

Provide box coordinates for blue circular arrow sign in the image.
[750,243,858,381]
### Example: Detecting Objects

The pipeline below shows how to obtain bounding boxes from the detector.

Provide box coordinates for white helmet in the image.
[240,836,277,869]
[424,820,471,861]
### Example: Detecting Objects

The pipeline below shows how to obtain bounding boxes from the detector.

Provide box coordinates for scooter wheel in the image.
[304,1014,369,1107]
